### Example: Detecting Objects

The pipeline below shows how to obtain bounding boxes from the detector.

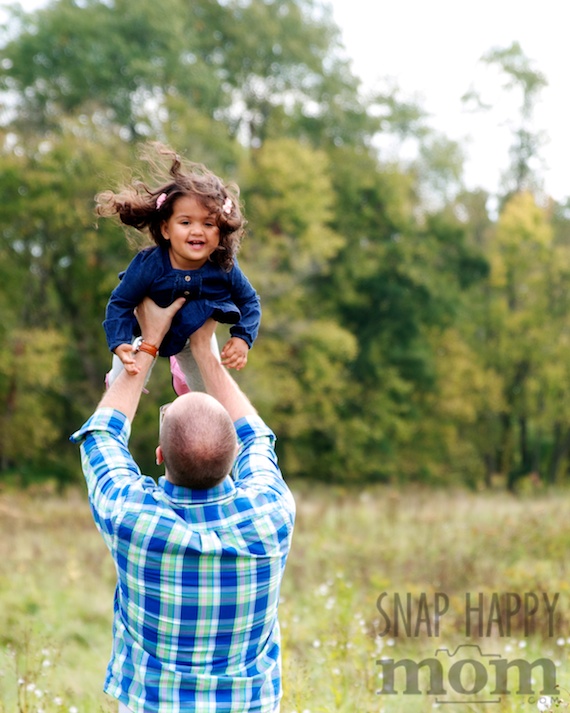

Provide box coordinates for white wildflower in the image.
[537,696,552,712]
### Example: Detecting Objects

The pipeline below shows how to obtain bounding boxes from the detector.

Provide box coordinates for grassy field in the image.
[1,482,570,713]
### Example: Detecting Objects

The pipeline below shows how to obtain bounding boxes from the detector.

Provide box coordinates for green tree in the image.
[0,0,225,137]
[317,145,489,482]
[0,0,369,149]
[238,137,357,479]
[465,191,570,487]
[1,0,512,488]
[0,328,65,473]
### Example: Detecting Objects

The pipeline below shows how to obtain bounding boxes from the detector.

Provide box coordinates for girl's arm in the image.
[227,261,262,348]
[220,262,261,370]
[103,249,160,353]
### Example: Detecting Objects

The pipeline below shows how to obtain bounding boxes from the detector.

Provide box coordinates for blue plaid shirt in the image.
[70,408,295,713]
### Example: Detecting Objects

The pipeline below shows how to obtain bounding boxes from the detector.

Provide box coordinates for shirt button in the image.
[184,291,190,296]
[185,275,191,282]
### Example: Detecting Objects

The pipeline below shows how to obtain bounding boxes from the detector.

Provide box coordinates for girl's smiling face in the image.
[161,195,220,270]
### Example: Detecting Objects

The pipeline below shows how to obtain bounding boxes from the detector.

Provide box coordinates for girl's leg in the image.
[170,355,190,395]
[172,333,220,394]
[105,353,126,388]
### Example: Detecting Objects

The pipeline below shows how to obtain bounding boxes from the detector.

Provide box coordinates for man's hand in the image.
[98,297,186,421]
[190,320,257,421]
[220,337,249,370]
[134,297,186,348]
[114,343,141,375]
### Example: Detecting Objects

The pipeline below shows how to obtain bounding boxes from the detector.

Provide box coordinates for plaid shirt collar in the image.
[157,474,236,505]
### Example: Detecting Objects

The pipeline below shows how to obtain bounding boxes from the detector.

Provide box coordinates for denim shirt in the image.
[104,247,261,357]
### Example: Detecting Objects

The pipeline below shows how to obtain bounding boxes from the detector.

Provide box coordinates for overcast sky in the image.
[328,0,570,201]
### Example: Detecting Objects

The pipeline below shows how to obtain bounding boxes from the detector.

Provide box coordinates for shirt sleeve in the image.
[227,262,262,348]
[103,249,159,352]
[69,408,153,539]
[232,415,295,528]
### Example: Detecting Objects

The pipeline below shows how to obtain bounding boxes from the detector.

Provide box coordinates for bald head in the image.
[159,393,237,490]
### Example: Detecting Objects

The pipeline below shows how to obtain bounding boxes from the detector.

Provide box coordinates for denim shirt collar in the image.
[160,246,213,275]
[158,475,236,505]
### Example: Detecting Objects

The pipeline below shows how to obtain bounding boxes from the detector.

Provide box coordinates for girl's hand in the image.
[220,337,249,370]
[114,343,141,375]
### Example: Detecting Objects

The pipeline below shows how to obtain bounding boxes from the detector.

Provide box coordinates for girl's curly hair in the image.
[95,143,246,272]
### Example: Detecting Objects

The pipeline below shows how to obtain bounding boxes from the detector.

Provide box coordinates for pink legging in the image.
[169,333,220,395]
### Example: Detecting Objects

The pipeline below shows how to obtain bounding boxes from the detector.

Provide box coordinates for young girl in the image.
[97,143,261,394]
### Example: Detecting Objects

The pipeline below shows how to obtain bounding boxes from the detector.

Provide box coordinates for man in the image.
[71,297,295,713]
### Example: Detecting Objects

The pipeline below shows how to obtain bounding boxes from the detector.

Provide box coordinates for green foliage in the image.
[238,138,358,479]
[0,0,365,147]
[0,0,225,136]
[436,192,570,487]
[0,0,569,487]
[0,328,65,470]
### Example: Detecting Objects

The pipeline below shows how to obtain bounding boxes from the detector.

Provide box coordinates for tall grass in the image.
[1,483,569,712]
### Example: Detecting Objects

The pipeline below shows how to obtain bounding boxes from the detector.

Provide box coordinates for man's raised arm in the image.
[190,320,257,423]
[97,297,185,422]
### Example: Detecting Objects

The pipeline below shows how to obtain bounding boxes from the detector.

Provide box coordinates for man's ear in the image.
[155,445,164,466]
